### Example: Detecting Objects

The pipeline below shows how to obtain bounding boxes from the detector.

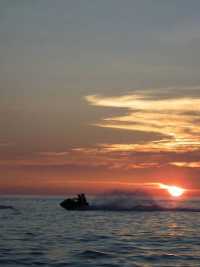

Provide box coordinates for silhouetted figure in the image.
[60,193,89,210]
[79,193,88,205]
[77,194,82,204]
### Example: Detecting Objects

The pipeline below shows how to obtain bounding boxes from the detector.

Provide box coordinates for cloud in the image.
[86,89,200,152]
[170,162,200,168]
[38,151,69,156]
[2,85,200,174]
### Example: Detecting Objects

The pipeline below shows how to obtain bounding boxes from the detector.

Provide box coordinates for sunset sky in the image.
[1,1,200,195]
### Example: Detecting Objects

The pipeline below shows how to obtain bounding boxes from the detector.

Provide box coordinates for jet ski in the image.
[60,193,89,210]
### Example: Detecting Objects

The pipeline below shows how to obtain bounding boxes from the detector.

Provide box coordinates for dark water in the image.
[1,197,200,267]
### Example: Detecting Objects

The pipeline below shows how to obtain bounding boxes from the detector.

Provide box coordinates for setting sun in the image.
[159,183,186,197]
[167,186,185,197]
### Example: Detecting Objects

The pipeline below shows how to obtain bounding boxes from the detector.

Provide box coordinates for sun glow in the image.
[159,183,186,197]
[167,186,185,197]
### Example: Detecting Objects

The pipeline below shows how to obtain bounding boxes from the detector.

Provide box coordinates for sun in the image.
[167,186,185,197]
[159,183,186,197]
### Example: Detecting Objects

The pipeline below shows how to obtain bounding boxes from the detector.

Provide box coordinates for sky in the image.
[1,0,200,195]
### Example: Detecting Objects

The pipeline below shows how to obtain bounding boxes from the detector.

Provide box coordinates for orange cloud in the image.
[86,92,200,152]
[170,161,200,168]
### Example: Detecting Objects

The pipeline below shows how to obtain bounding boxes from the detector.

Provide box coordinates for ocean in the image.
[1,197,200,267]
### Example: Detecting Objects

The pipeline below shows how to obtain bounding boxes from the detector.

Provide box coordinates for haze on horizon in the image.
[1,0,200,195]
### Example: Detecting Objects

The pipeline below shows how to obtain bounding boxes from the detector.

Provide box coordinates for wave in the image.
[88,205,200,212]
[78,249,115,259]
[0,205,15,210]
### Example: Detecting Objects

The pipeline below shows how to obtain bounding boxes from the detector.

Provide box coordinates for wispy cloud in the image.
[170,161,200,168]
[86,89,200,152]
[38,151,69,156]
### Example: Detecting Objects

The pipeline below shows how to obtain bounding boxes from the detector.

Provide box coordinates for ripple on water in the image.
[1,199,200,267]
[78,249,115,259]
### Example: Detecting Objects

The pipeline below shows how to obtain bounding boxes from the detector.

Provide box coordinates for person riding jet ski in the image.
[60,193,89,210]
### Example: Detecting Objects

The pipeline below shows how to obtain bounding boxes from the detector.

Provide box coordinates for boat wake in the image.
[88,204,200,212]
[92,192,200,211]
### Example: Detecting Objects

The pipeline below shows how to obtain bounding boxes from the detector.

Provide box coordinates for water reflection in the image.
[1,198,200,267]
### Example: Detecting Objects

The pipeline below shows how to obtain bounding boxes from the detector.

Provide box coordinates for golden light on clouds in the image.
[86,92,200,152]
[170,162,200,168]
[86,93,200,111]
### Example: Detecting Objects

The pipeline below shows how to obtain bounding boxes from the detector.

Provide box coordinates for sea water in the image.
[1,197,200,267]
